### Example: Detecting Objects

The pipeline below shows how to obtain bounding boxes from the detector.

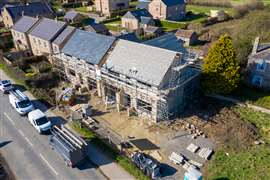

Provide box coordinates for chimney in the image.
[252,37,260,55]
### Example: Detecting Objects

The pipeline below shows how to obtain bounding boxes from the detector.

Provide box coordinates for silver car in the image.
[0,80,13,93]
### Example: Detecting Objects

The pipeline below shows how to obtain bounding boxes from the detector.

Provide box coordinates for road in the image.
[0,93,106,180]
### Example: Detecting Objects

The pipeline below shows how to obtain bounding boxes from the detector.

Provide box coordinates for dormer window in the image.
[256,59,266,71]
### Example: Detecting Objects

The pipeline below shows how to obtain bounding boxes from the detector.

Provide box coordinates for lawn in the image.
[75,6,89,13]
[159,20,187,31]
[205,106,270,179]
[206,146,270,180]
[229,84,270,109]
[103,20,123,31]
[234,107,270,142]
[186,5,233,15]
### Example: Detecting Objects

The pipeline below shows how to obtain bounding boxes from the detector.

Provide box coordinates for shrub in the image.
[25,71,59,89]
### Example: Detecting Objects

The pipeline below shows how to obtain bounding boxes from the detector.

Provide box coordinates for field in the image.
[186,4,233,15]
[204,106,270,179]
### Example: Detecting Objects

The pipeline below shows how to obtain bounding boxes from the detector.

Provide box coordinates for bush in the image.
[25,71,59,89]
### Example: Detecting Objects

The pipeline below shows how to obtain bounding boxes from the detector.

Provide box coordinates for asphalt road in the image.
[0,93,106,180]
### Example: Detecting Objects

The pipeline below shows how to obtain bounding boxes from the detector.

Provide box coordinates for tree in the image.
[201,34,240,94]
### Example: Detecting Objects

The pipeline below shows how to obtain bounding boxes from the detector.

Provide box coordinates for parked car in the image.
[9,89,34,115]
[49,125,88,167]
[0,80,13,93]
[132,152,161,179]
[28,109,52,134]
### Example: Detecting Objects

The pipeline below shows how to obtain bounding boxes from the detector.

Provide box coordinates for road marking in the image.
[25,137,34,147]
[3,112,15,126]
[39,154,58,176]
[18,129,25,137]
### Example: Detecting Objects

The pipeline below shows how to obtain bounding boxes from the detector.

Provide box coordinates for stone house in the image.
[28,18,67,56]
[63,11,84,24]
[52,31,200,122]
[84,23,109,35]
[11,16,40,55]
[148,0,186,21]
[175,29,198,46]
[122,9,154,32]
[1,2,54,28]
[246,37,270,90]
[95,0,129,17]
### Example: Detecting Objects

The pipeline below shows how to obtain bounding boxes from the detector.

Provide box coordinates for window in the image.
[68,68,76,76]
[33,38,36,44]
[252,75,263,87]
[43,41,47,48]
[256,59,267,71]
[38,39,41,45]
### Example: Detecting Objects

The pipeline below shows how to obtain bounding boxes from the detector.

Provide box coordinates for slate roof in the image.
[257,43,270,53]
[144,26,162,34]
[251,49,270,60]
[29,18,66,41]
[12,16,39,33]
[53,26,75,45]
[136,0,151,10]
[123,9,152,22]
[85,23,108,33]
[175,29,196,39]
[140,16,153,25]
[161,0,185,7]
[62,29,116,65]
[64,10,78,20]
[143,32,187,54]
[104,39,178,86]
[4,2,54,22]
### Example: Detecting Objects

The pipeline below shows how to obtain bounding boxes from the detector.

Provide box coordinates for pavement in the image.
[0,69,134,180]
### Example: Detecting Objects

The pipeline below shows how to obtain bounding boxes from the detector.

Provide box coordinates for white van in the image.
[28,109,51,133]
[9,89,34,115]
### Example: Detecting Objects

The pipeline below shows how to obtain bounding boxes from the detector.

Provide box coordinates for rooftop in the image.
[4,2,54,22]
[64,10,79,20]
[29,18,66,41]
[123,9,152,22]
[12,16,39,33]
[53,26,75,45]
[104,39,179,86]
[143,32,187,54]
[136,0,151,10]
[175,29,196,39]
[85,23,108,33]
[161,0,185,7]
[62,29,116,65]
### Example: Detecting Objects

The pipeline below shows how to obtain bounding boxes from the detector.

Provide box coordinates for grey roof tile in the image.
[29,18,66,41]
[62,29,116,65]
[161,0,185,7]
[12,16,39,33]
[64,10,78,20]
[53,26,75,45]
[104,39,178,86]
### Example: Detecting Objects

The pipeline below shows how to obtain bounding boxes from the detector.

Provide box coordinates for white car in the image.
[0,80,13,93]
[28,109,52,133]
[9,89,34,115]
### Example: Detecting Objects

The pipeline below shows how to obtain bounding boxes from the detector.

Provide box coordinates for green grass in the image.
[70,121,149,180]
[206,146,270,180]
[0,63,27,87]
[229,84,270,109]
[103,20,123,31]
[206,106,270,179]
[234,107,270,142]
[75,6,89,13]
[0,28,10,33]
[186,5,233,15]
[159,20,187,31]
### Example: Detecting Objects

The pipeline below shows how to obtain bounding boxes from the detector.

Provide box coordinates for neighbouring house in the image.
[11,16,40,56]
[62,0,90,5]
[28,17,67,56]
[52,31,200,122]
[84,23,109,35]
[148,0,186,21]
[63,11,84,24]
[95,0,129,17]
[1,2,55,28]
[52,26,76,54]
[52,29,116,90]
[121,9,154,32]
[246,37,270,90]
[136,0,151,10]
[143,26,163,36]
[175,29,198,46]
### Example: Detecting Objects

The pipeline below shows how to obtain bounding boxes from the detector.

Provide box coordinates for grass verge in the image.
[70,121,149,180]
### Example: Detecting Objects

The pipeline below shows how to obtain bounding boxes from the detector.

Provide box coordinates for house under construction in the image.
[52,29,200,122]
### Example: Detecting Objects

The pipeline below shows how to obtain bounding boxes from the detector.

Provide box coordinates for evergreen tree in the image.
[202,34,240,94]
